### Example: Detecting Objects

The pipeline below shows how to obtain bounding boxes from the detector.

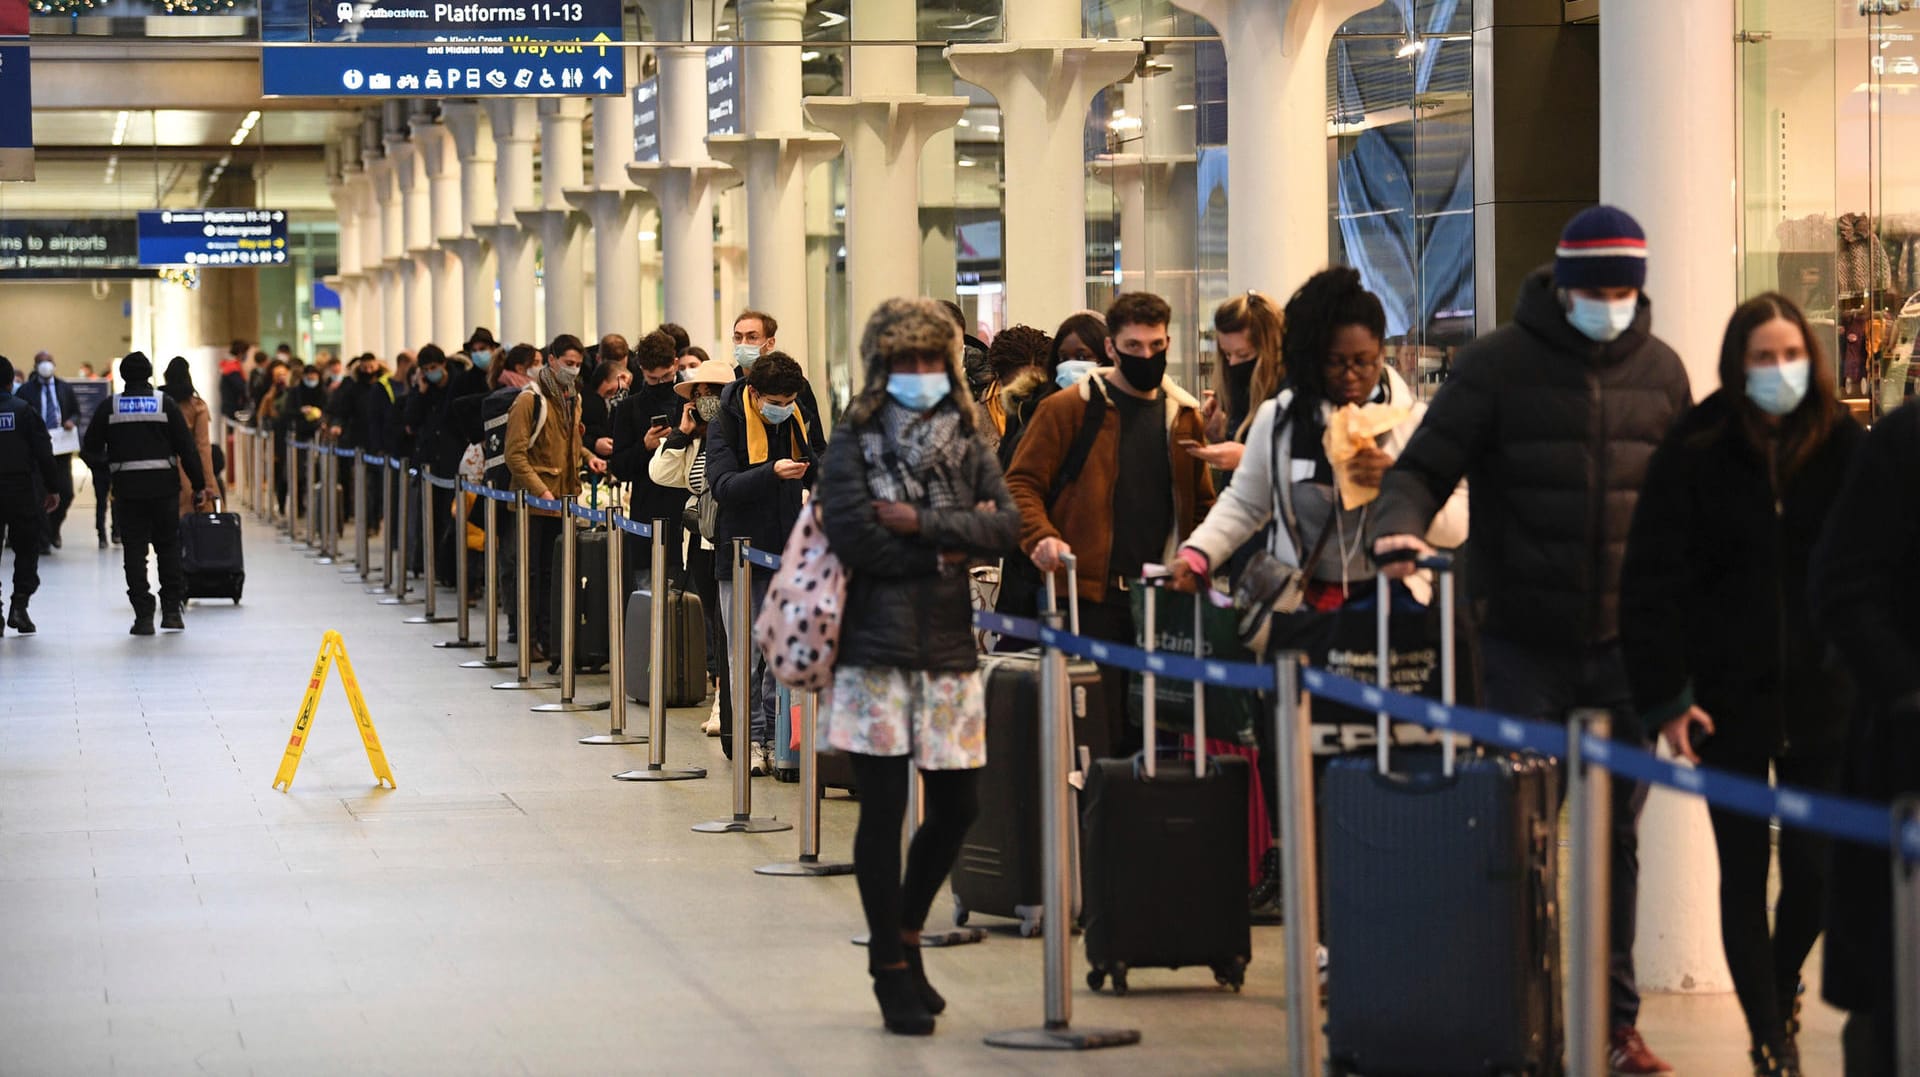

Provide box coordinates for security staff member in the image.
[80,352,209,636]
[0,355,60,636]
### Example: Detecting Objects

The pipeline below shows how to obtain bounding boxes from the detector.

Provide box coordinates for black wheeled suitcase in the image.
[181,506,245,604]
[1080,577,1252,994]
[623,587,706,706]
[1321,558,1562,1077]
[549,527,611,669]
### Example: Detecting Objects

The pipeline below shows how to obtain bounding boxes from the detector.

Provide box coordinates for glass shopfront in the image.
[1738,0,1920,420]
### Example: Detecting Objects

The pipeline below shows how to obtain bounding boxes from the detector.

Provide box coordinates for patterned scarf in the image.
[859,398,969,510]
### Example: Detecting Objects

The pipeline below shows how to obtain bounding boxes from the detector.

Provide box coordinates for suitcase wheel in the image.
[1085,969,1105,993]
[1110,967,1129,996]
[773,767,799,784]
[1212,962,1246,992]
[1017,913,1041,939]
[951,897,969,929]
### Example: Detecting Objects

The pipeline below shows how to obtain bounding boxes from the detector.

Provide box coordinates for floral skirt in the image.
[820,665,986,770]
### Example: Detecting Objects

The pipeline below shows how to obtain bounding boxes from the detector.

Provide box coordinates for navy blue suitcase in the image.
[181,509,245,603]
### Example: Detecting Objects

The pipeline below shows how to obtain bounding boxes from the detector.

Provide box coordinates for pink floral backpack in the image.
[755,503,847,691]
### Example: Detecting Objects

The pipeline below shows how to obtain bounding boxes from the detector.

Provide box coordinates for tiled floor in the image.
[0,487,1847,1074]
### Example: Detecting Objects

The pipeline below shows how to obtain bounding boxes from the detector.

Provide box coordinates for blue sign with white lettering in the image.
[0,413,15,432]
[632,77,659,163]
[0,44,31,181]
[116,395,161,415]
[261,0,623,98]
[137,209,291,268]
[706,44,741,137]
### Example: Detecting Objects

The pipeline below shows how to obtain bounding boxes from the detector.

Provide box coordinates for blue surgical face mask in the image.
[734,343,761,370]
[1055,358,1097,389]
[887,371,951,411]
[470,349,491,369]
[759,400,795,425]
[303,376,320,388]
[1566,294,1638,343]
[424,368,445,385]
[1746,358,1811,417]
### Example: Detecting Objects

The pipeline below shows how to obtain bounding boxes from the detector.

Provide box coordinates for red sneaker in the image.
[1609,1024,1675,1076]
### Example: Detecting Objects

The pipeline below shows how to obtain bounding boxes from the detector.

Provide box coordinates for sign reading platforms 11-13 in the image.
[259,0,625,98]
[137,209,290,267]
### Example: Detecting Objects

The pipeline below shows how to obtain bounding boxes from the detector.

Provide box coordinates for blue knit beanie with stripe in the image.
[1555,205,1648,291]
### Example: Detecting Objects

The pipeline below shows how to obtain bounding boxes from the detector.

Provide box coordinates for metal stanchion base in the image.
[461,657,514,668]
[755,856,854,877]
[530,700,610,713]
[315,555,336,565]
[338,563,361,574]
[615,764,706,781]
[579,732,646,746]
[492,678,560,690]
[435,639,486,649]
[378,595,424,606]
[983,1026,1141,1051]
[692,814,790,833]
[365,585,393,595]
[402,613,456,625]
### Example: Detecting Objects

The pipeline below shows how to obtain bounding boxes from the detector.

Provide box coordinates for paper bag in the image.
[1323,400,1410,508]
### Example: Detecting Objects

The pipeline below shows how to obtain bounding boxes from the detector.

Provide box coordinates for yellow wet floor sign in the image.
[272,630,396,792]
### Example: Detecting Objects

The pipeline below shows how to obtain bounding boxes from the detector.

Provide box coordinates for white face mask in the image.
[36,361,53,379]
[733,343,761,369]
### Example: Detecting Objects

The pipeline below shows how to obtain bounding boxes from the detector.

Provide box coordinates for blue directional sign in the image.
[632,77,659,163]
[0,44,27,181]
[136,209,291,268]
[260,0,624,98]
[706,44,741,137]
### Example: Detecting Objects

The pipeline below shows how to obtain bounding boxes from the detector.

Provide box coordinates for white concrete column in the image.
[329,172,366,356]
[1600,0,1738,997]
[366,154,407,360]
[484,97,539,348]
[946,2,1140,327]
[706,0,840,388]
[414,115,468,350]
[333,275,362,358]
[390,126,433,354]
[1171,0,1375,295]
[629,37,729,351]
[805,0,966,369]
[520,98,589,343]
[441,102,499,343]
[566,72,651,340]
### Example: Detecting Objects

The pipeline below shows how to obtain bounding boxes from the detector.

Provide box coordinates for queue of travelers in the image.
[4,202,1915,1075]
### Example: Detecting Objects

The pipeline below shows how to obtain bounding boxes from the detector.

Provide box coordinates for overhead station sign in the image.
[137,209,291,267]
[260,0,625,98]
[0,219,142,277]
[0,0,29,182]
[631,77,659,163]
[705,44,741,137]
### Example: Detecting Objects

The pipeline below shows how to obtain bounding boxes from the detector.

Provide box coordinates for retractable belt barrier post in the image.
[461,485,513,669]
[379,463,422,606]
[405,468,454,625]
[347,450,369,577]
[258,431,271,518]
[303,444,320,552]
[1897,796,1920,1074]
[615,517,705,777]
[985,609,1139,1052]
[318,447,341,565]
[494,490,558,691]
[367,458,395,594]
[695,539,789,833]
[1567,709,1612,1077]
[438,479,485,651]
[581,508,644,745]
[288,443,305,542]
[532,500,606,713]
[240,426,253,511]
[1270,652,1323,1076]
[756,688,847,874]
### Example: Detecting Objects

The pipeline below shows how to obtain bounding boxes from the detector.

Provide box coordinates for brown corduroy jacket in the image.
[504,384,583,515]
[1004,368,1216,606]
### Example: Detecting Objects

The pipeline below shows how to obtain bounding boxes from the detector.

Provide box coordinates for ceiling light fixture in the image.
[957,157,977,167]
[110,110,130,147]
[1175,103,1197,112]
[800,50,820,62]
[229,110,261,147]
[1396,38,1427,59]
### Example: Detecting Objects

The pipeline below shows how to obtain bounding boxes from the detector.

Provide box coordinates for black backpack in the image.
[480,386,544,490]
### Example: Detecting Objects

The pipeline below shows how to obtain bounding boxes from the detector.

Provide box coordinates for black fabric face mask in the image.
[1117,347,1169,392]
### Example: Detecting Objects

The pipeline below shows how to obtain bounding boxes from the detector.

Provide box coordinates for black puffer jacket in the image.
[1372,266,1692,647]
[819,403,1021,672]
[1619,390,1863,759]
[1809,401,1920,1013]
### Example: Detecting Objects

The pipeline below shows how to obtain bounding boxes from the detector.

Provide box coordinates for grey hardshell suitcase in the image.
[1321,559,1563,1076]
[623,587,707,706]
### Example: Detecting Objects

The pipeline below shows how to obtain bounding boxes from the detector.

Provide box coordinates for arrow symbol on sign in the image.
[592,31,609,57]
[593,66,612,89]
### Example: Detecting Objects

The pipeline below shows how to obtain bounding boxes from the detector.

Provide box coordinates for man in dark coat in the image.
[1808,399,1920,1076]
[1370,206,1691,1076]
[607,329,686,583]
[0,354,60,635]
[19,351,80,552]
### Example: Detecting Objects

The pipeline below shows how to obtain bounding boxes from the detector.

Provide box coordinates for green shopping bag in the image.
[1126,586,1263,744]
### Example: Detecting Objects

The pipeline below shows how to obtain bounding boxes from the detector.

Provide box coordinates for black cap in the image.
[467,327,498,349]
[121,351,153,383]
[0,355,13,390]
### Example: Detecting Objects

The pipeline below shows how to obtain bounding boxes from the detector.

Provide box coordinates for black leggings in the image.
[847,754,981,969]
[1707,746,1843,1050]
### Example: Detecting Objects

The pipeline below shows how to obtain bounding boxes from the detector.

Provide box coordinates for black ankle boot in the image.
[7,601,35,634]
[902,944,946,1015]
[870,966,934,1035]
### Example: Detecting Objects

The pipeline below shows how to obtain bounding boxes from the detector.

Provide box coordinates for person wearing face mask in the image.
[402,346,464,586]
[326,353,396,537]
[276,361,330,518]
[0,354,62,637]
[19,351,79,553]
[730,309,778,371]
[651,356,740,736]
[609,329,691,587]
[970,323,1050,457]
[255,359,294,513]
[816,297,1020,1036]
[1619,294,1860,1077]
[706,349,828,774]
[1369,204,1691,1077]
[1190,290,1287,473]
[503,335,593,663]
[1004,291,1216,757]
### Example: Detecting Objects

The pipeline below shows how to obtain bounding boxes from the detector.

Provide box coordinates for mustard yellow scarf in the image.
[742,385,810,464]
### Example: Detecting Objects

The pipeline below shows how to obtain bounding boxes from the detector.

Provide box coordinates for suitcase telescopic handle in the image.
[1374,555,1458,779]
[1041,552,1080,636]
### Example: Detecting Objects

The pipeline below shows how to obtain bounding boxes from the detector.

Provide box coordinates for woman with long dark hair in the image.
[163,357,219,516]
[816,297,1020,1035]
[1620,293,1863,1077]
